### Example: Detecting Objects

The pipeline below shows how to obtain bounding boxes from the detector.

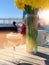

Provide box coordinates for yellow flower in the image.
[40,0,49,10]
[31,0,49,10]
[23,0,32,6]
[31,0,41,8]
[14,0,24,10]
[14,0,49,10]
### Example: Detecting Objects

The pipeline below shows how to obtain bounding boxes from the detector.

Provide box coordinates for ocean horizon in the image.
[0,18,23,27]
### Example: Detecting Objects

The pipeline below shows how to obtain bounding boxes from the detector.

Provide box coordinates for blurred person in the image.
[13,21,18,32]
[20,16,26,44]
[20,17,26,35]
[38,20,45,30]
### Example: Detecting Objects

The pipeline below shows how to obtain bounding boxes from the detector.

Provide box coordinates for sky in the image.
[0,0,23,18]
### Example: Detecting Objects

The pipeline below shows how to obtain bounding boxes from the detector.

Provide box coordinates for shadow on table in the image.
[31,52,49,65]
[6,60,32,65]
[45,60,49,65]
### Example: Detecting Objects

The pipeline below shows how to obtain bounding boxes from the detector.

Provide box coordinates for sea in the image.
[0,19,23,27]
[0,19,49,34]
[44,25,49,34]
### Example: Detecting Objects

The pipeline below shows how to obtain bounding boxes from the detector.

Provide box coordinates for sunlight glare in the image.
[38,10,49,21]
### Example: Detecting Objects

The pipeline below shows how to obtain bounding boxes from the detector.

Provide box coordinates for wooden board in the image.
[0,45,49,65]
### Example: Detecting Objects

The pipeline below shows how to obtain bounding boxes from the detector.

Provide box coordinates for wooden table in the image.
[5,32,49,65]
[0,45,49,65]
[0,32,49,65]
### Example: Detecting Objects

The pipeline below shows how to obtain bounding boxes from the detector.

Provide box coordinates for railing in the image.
[0,18,23,25]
